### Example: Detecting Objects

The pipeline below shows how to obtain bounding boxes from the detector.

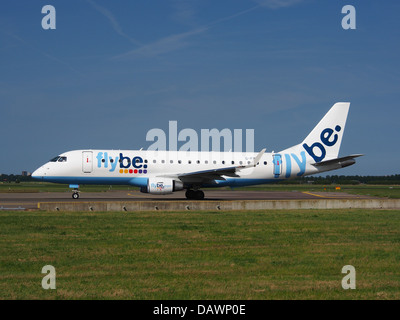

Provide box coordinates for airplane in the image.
[32,102,363,200]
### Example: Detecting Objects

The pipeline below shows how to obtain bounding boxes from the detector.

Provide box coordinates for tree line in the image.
[1,174,34,183]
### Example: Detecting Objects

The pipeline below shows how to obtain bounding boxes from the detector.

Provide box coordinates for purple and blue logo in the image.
[156,182,164,190]
[96,152,148,174]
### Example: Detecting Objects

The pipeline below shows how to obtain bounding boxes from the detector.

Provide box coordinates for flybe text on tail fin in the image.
[303,124,343,162]
[301,102,350,163]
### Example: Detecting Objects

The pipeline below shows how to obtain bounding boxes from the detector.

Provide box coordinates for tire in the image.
[72,192,79,199]
[195,190,205,200]
[185,189,195,199]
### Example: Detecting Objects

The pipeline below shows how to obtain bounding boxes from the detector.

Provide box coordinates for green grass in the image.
[338,185,400,199]
[1,209,399,300]
[234,184,400,199]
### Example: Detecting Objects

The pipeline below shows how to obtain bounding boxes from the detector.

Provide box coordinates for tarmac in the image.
[1,190,399,211]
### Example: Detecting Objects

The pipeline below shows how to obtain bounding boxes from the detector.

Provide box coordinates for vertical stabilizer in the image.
[301,102,350,162]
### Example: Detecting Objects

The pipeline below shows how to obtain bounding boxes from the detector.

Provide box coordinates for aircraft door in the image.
[82,151,93,173]
[272,154,282,178]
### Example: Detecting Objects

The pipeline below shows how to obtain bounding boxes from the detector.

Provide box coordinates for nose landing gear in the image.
[70,184,80,199]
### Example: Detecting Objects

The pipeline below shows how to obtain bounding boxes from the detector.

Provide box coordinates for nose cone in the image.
[32,167,44,180]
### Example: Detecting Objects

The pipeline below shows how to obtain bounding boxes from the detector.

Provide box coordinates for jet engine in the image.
[140,178,184,195]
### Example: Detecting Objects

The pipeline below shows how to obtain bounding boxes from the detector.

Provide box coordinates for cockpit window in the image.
[50,156,60,162]
[58,157,67,162]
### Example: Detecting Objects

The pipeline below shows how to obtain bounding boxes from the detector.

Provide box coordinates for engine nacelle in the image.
[140,178,184,195]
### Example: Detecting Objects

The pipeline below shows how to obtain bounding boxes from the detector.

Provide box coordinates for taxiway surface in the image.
[0,190,377,210]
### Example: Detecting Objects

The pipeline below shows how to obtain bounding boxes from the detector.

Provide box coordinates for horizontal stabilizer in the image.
[312,154,363,168]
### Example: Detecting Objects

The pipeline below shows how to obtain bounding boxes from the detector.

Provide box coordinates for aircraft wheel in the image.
[185,189,195,199]
[195,190,204,200]
[72,192,79,199]
[186,189,205,200]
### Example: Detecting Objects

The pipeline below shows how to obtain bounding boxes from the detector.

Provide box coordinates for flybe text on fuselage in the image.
[280,151,307,178]
[96,152,147,173]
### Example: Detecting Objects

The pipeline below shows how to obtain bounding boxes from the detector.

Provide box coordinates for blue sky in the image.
[0,0,399,175]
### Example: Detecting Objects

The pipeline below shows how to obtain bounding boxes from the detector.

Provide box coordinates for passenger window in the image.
[153,160,156,163]
[178,160,182,164]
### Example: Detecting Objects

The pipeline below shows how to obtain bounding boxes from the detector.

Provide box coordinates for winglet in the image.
[253,148,266,167]
[239,148,266,169]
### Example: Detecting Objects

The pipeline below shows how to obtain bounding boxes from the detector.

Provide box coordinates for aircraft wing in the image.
[159,149,266,184]
[178,166,239,182]
[312,154,363,168]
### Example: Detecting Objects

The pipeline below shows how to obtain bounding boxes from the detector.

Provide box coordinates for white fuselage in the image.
[31,103,360,196]
[31,149,319,188]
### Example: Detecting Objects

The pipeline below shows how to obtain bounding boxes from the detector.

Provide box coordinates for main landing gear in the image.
[185,189,205,200]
